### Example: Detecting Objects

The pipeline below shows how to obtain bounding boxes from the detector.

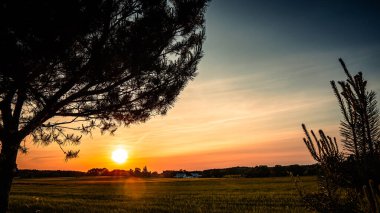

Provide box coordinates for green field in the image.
[8,176,317,213]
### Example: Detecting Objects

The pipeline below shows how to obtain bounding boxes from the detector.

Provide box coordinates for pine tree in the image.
[300,58,380,212]
[0,1,209,211]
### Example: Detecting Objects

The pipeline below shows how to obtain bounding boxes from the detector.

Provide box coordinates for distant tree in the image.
[129,169,134,176]
[272,165,287,177]
[142,165,151,177]
[300,59,380,212]
[244,165,270,178]
[162,170,177,178]
[0,0,209,211]
[151,171,159,178]
[286,164,305,176]
[134,167,142,177]
[109,169,129,176]
[143,166,148,173]
[87,168,109,176]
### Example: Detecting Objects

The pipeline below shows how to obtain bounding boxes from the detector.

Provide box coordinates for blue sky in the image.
[202,0,380,74]
[198,0,380,129]
[18,1,380,171]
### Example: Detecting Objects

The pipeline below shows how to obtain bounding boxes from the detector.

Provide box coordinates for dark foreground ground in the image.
[8,176,317,213]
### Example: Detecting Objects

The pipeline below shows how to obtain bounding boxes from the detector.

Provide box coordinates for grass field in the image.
[8,176,317,213]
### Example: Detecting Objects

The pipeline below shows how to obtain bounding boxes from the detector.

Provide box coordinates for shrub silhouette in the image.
[300,59,380,212]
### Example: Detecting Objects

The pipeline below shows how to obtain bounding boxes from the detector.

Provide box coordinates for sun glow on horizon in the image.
[112,149,128,164]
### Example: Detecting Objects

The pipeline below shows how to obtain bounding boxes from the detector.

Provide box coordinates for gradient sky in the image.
[17,1,380,172]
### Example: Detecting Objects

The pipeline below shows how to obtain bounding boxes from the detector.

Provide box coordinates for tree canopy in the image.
[0,1,209,211]
[300,59,380,212]
[0,0,208,158]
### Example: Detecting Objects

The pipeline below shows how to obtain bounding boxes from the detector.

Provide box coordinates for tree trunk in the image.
[0,141,19,213]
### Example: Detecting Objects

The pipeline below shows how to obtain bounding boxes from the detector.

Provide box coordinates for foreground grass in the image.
[8,176,317,212]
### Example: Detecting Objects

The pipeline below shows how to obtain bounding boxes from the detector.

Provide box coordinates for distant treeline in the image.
[163,164,319,178]
[16,164,319,178]
[16,169,85,178]
[86,166,159,178]
[16,166,159,178]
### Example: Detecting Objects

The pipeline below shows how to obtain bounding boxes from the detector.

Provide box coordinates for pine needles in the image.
[299,58,380,212]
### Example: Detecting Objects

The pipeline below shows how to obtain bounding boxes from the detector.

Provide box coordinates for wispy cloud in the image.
[17,1,380,172]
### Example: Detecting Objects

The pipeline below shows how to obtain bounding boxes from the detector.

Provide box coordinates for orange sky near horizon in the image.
[16,1,380,173]
[16,68,341,172]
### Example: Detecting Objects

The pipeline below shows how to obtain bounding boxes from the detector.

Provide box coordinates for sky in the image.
[17,1,380,172]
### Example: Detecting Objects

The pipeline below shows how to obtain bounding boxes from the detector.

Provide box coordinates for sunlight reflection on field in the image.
[121,177,147,200]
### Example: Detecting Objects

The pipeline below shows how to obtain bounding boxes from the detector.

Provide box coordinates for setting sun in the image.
[112,149,128,164]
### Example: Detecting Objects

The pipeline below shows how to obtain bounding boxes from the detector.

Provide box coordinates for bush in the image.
[299,59,380,212]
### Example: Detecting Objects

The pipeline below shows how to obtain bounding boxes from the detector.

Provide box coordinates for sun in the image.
[112,149,128,164]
